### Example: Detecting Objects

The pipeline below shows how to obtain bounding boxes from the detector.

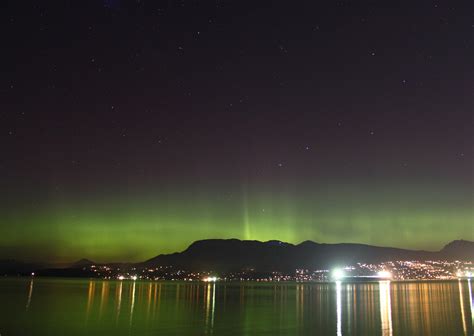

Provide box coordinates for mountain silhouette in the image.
[2,239,472,275]
[440,240,474,259]
[71,258,95,268]
[143,239,474,272]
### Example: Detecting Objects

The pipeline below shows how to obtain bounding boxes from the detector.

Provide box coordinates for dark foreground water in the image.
[0,278,472,336]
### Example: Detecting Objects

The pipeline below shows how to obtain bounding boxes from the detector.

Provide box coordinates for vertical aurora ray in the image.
[242,185,251,240]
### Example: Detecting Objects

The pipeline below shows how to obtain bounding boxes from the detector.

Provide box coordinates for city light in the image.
[203,276,218,282]
[456,270,473,278]
[332,269,345,280]
[53,259,472,282]
[377,271,392,279]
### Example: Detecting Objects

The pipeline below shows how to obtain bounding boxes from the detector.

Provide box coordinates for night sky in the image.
[1,0,473,262]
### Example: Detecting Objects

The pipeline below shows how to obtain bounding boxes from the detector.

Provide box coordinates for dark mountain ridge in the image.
[71,258,95,268]
[1,239,472,275]
[144,239,474,272]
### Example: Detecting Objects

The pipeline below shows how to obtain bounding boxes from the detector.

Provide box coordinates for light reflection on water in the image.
[25,278,34,311]
[468,279,473,331]
[463,278,473,333]
[0,278,472,335]
[336,281,342,336]
[379,280,393,336]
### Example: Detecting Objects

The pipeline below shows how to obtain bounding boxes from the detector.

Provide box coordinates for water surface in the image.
[0,278,472,335]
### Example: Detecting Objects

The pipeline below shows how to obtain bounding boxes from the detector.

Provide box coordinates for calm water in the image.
[0,278,472,335]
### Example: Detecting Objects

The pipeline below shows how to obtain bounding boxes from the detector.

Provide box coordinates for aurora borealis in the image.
[1,0,473,262]
[2,181,472,262]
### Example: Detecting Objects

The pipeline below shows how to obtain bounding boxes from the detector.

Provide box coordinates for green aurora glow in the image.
[1,183,472,262]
